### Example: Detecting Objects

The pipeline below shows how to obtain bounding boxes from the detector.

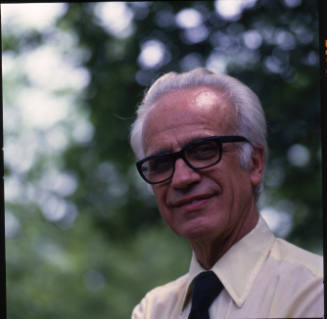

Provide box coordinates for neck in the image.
[190,209,259,270]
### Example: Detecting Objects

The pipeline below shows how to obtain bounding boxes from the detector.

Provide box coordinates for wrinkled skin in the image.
[143,86,265,269]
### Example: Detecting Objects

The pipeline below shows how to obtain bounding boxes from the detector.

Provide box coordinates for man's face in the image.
[142,86,264,245]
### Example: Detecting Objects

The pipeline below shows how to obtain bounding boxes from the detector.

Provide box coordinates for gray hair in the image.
[130,68,267,197]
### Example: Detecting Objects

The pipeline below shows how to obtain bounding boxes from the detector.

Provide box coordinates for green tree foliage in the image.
[3,1,321,318]
[58,1,321,248]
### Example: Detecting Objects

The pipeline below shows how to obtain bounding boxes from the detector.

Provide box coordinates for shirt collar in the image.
[181,216,275,311]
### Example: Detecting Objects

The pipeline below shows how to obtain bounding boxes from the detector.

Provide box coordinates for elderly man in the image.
[130,68,323,318]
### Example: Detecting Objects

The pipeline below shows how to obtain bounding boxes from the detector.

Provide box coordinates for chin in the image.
[178,221,218,241]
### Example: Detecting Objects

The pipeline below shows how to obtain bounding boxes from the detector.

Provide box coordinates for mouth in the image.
[173,193,217,211]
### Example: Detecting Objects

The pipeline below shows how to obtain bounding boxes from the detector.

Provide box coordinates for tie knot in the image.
[191,271,223,312]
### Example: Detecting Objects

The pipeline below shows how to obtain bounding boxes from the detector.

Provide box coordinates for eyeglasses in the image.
[136,135,250,184]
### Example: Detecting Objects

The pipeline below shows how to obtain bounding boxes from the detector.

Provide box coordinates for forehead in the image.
[142,86,237,153]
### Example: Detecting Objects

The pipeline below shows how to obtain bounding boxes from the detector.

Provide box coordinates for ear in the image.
[249,145,265,188]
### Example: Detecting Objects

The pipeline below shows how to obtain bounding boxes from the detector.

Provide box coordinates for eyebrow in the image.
[148,150,172,158]
[146,135,211,158]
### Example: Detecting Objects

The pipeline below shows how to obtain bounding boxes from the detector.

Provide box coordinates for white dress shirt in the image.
[132,217,324,318]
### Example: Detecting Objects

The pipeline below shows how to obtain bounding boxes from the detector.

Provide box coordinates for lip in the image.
[172,193,216,211]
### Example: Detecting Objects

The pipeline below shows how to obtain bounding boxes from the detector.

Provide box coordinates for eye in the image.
[187,141,218,161]
[148,155,173,173]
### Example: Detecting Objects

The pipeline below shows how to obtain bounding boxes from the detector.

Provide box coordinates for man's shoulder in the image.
[259,238,324,317]
[142,273,188,302]
[131,273,189,318]
[271,237,323,278]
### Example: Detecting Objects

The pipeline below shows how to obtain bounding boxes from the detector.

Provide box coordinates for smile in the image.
[173,193,217,211]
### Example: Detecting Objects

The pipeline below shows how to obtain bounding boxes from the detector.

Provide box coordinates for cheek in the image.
[153,187,169,213]
[227,172,254,211]
[213,165,251,201]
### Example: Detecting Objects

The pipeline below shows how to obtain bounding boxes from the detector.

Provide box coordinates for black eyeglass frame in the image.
[136,135,251,185]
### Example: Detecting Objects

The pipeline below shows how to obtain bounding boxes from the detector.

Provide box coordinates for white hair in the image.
[130,68,267,198]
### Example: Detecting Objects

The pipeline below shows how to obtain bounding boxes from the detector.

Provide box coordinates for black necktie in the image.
[188,271,223,319]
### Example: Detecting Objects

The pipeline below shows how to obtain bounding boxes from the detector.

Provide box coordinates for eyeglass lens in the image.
[140,139,221,184]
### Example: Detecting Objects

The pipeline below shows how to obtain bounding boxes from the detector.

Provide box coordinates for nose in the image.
[170,158,201,189]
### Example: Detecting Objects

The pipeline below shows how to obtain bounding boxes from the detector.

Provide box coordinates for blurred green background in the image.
[2,1,322,318]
